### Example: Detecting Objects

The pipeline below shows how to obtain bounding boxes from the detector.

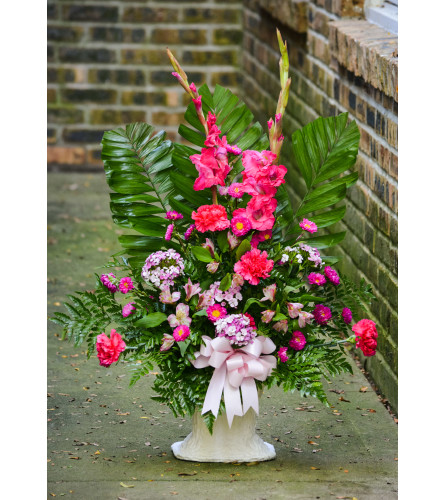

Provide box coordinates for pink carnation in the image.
[119,277,134,294]
[228,183,244,198]
[96,329,126,367]
[353,319,378,356]
[231,216,252,237]
[191,205,230,233]
[324,266,340,286]
[277,347,288,363]
[122,302,136,318]
[234,248,274,285]
[313,304,332,325]
[173,325,191,342]
[289,331,306,351]
[207,304,227,323]
[299,218,318,233]
[308,272,326,286]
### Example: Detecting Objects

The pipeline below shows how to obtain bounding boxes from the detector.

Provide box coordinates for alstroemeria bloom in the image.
[190,147,230,191]
[96,329,126,367]
[196,289,215,310]
[298,310,314,328]
[227,230,241,250]
[160,333,175,352]
[261,283,277,302]
[234,248,274,285]
[173,325,191,342]
[202,238,215,257]
[261,309,276,323]
[168,303,191,328]
[287,302,304,318]
[273,319,288,333]
[159,285,181,304]
[206,261,220,273]
[191,204,230,232]
[184,278,201,301]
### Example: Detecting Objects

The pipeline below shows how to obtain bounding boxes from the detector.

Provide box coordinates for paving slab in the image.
[47,172,398,499]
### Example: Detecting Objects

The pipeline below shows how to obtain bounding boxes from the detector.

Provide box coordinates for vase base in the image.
[171,440,276,463]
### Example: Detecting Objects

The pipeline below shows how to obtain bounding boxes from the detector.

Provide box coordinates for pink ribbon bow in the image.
[192,336,277,427]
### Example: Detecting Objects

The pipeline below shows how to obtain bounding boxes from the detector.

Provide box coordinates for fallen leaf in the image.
[360,386,368,392]
[310,466,320,470]
[246,461,259,466]
[329,389,344,394]
[120,482,135,488]
[339,396,351,403]
[308,441,319,445]
[368,408,376,413]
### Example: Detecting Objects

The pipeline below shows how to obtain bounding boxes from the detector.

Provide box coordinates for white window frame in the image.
[364,0,398,35]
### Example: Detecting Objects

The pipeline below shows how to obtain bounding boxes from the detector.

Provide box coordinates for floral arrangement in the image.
[51,31,377,431]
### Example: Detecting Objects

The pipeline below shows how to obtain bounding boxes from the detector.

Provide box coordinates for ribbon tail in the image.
[224,378,243,427]
[202,365,226,418]
[241,377,259,415]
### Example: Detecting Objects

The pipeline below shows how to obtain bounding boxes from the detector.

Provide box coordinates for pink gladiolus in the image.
[261,309,276,323]
[189,82,197,93]
[191,204,230,232]
[287,302,303,318]
[168,303,191,328]
[234,248,274,285]
[192,95,202,111]
[261,283,277,302]
[277,347,288,363]
[160,333,175,352]
[119,277,134,294]
[267,119,273,130]
[173,325,191,342]
[96,329,126,367]
[190,147,230,191]
[184,278,201,301]
[299,218,318,234]
[275,113,282,122]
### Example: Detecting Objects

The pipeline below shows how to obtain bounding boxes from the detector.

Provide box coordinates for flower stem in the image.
[212,186,218,205]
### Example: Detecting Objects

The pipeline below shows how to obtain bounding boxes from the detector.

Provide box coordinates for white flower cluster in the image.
[210,282,243,308]
[141,249,184,287]
[214,314,257,346]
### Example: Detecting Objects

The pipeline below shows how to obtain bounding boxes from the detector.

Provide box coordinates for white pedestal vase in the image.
[171,408,276,463]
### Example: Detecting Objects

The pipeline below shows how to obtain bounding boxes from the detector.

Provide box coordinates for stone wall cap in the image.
[259,0,307,34]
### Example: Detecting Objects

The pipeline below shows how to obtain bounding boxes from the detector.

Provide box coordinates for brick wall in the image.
[242,0,398,410]
[47,0,243,168]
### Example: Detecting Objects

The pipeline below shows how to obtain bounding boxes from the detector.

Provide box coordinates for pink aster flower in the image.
[231,216,252,237]
[228,183,244,198]
[173,325,191,342]
[234,248,274,285]
[184,224,196,240]
[206,261,220,273]
[261,283,277,302]
[227,231,241,250]
[273,320,288,333]
[160,333,175,352]
[308,272,326,286]
[313,304,332,325]
[165,211,183,220]
[299,218,318,233]
[287,302,303,318]
[119,277,134,294]
[122,302,136,318]
[191,205,230,233]
[207,304,227,323]
[342,307,353,324]
[251,230,273,248]
[277,347,288,363]
[96,329,126,367]
[289,331,306,351]
[261,309,276,323]
[298,310,314,328]
[324,266,340,286]
[159,285,181,304]
[168,303,191,328]
[226,144,242,155]
[184,278,201,301]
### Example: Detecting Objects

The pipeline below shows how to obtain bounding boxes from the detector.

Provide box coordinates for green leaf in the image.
[217,230,229,253]
[178,339,190,357]
[135,312,168,328]
[235,239,251,261]
[219,273,232,291]
[273,313,287,321]
[297,184,346,216]
[243,298,266,312]
[191,246,213,263]
[301,231,346,249]
[193,309,208,317]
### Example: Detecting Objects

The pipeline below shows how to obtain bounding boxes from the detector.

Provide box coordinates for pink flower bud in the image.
[267,119,273,130]
[189,82,197,93]
[275,113,282,122]
[192,95,202,112]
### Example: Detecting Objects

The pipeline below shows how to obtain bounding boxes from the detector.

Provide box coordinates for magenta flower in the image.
[267,119,273,130]
[184,224,196,240]
[160,333,175,352]
[165,211,183,220]
[277,347,288,363]
[100,273,117,293]
[261,309,276,324]
[173,325,191,342]
[298,310,314,328]
[287,302,303,318]
[261,283,277,302]
[313,304,332,325]
[231,216,252,237]
[183,278,201,301]
[342,307,353,324]
[165,223,174,241]
[299,218,318,234]
[273,320,288,333]
[119,277,134,294]
[250,229,273,248]
[206,304,228,323]
[122,302,136,318]
[324,266,340,286]
[96,329,126,367]
[289,331,306,351]
[192,95,202,112]
[226,144,242,155]
[228,183,244,198]
[168,303,191,328]
[308,272,326,286]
